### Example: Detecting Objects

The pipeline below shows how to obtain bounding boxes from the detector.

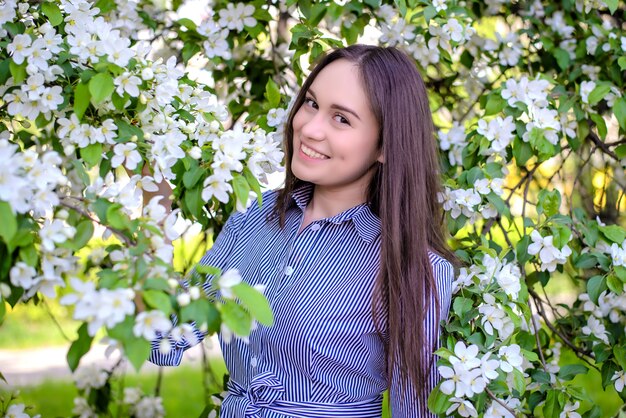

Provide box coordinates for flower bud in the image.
[176,293,190,307]
[0,283,11,298]
[158,339,172,355]
[167,279,179,289]
[141,67,154,81]
[188,146,202,160]
[189,286,200,300]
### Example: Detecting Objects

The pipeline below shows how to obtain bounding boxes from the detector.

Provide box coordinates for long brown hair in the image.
[274,45,456,413]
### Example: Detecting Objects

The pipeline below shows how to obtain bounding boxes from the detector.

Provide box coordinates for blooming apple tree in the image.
[0,0,625,417]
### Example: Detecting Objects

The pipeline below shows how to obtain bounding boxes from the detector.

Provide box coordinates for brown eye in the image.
[304,97,318,109]
[334,114,350,125]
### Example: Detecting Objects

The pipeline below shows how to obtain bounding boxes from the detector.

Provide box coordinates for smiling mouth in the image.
[301,143,329,159]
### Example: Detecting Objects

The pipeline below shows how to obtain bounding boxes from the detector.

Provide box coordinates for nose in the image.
[299,111,326,142]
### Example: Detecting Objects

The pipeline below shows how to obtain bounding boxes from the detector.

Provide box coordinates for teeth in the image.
[301,144,328,159]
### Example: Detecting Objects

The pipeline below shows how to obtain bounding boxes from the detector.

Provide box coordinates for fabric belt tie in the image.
[226,373,382,418]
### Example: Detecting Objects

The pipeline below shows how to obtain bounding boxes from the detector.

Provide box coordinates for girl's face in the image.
[291,59,382,200]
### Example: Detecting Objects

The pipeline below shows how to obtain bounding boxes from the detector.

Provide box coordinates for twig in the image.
[486,388,519,417]
[529,293,549,371]
[527,288,598,369]
[59,200,135,246]
[521,164,539,223]
[42,299,72,343]
[587,130,619,161]
[155,367,164,397]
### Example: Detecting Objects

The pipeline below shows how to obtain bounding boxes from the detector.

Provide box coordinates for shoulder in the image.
[427,251,455,291]
[226,188,280,228]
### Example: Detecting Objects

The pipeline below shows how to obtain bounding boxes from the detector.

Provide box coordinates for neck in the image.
[306,184,368,220]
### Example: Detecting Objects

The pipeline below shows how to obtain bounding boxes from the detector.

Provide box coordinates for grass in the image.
[9,362,227,418]
[0,303,78,350]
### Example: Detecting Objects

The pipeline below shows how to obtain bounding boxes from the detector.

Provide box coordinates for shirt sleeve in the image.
[390,257,455,417]
[148,208,249,366]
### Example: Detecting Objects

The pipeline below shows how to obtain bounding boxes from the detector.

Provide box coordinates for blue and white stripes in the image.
[149,184,454,417]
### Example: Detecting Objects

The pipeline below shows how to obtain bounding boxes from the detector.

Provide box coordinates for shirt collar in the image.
[289,183,381,243]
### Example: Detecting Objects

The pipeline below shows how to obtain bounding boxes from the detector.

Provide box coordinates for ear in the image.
[377,153,384,164]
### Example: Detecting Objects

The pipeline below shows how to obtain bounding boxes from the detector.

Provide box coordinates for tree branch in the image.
[59,199,135,247]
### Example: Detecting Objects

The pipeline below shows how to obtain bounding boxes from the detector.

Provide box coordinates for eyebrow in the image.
[308,88,361,121]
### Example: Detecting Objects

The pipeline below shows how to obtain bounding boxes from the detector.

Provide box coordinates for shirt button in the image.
[310,223,321,231]
[284,266,294,276]
[250,356,258,368]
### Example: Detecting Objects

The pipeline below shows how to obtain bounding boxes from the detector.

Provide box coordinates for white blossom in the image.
[582,316,609,344]
[612,370,626,392]
[218,3,257,31]
[74,364,109,391]
[133,310,172,341]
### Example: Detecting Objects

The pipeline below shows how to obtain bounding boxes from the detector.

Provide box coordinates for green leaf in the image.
[80,143,102,167]
[512,368,526,393]
[605,0,618,13]
[41,2,63,26]
[619,57,626,71]
[115,119,144,142]
[89,72,115,104]
[516,235,532,264]
[67,323,94,372]
[177,17,197,30]
[484,94,506,116]
[265,78,281,109]
[537,189,561,217]
[106,204,130,230]
[180,299,210,324]
[144,278,171,291]
[614,346,626,371]
[195,264,221,276]
[243,168,263,206]
[221,300,252,336]
[232,282,274,326]
[0,60,10,86]
[587,275,607,304]
[613,97,626,132]
[143,290,172,315]
[543,390,561,418]
[72,160,90,187]
[452,296,473,317]
[590,113,607,139]
[558,364,588,381]
[607,274,623,294]
[74,83,91,120]
[0,201,18,244]
[427,385,453,414]
[124,337,151,371]
[601,361,620,389]
[95,0,116,13]
[615,266,626,282]
[181,43,201,65]
[184,186,203,219]
[19,244,38,267]
[9,60,27,84]
[588,84,611,106]
[0,298,5,324]
[232,175,250,208]
[554,48,570,70]
[70,220,94,250]
[512,137,533,166]
[599,225,626,243]
[182,164,204,189]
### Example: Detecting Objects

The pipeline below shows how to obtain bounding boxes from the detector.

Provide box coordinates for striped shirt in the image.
[150,184,455,417]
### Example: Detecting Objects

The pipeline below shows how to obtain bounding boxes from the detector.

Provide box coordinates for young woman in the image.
[150,44,456,417]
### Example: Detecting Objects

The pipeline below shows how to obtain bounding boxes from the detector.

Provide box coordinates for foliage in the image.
[0,0,625,416]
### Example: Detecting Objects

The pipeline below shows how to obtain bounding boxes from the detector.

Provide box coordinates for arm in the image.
[148,208,249,366]
[390,257,455,417]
